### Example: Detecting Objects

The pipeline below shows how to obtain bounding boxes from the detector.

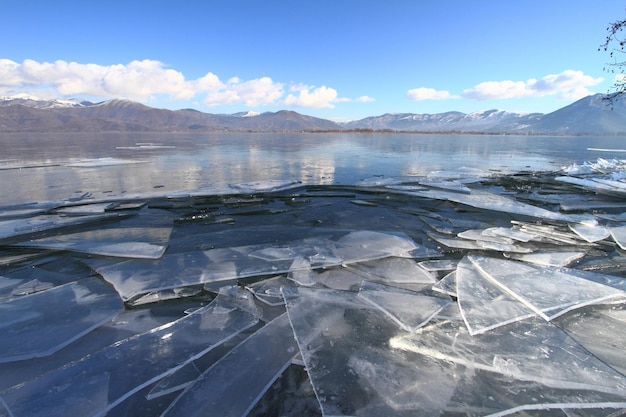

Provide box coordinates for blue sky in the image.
[1,1,625,120]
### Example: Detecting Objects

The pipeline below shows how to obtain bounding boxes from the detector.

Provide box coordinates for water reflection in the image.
[1,132,624,205]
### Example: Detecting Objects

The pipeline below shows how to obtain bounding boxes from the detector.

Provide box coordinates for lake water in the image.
[1,132,626,205]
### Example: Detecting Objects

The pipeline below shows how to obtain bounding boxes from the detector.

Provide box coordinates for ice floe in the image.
[1,166,626,416]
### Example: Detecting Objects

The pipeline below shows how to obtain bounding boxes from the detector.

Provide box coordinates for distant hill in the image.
[0,93,625,134]
[343,94,626,135]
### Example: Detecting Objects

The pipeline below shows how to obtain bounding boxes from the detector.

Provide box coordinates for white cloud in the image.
[406,87,456,101]
[355,95,375,102]
[462,70,604,100]
[202,77,284,107]
[283,84,338,108]
[0,58,335,109]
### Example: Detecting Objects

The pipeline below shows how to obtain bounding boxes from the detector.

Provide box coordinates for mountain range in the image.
[1,93,625,135]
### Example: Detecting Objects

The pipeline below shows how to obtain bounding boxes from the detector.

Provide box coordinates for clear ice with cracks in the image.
[161,313,298,417]
[282,286,460,416]
[455,256,541,335]
[357,281,450,331]
[0,289,258,417]
[92,229,425,302]
[0,277,123,363]
[390,317,626,400]
[12,227,172,259]
[554,305,626,376]
[467,255,626,321]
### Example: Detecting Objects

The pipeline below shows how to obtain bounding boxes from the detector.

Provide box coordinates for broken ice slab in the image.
[511,221,589,245]
[568,222,611,243]
[468,255,626,321]
[390,317,626,398]
[13,227,172,259]
[126,286,204,307]
[0,277,123,363]
[93,229,423,302]
[455,256,541,335]
[162,313,298,417]
[554,305,626,376]
[457,228,515,245]
[419,179,471,194]
[431,271,457,297]
[418,259,458,274]
[245,275,294,306]
[0,292,259,417]
[389,186,588,224]
[282,286,461,416]
[311,267,365,291]
[481,226,535,242]
[346,256,437,285]
[555,175,626,198]
[357,281,450,331]
[0,212,132,241]
[0,307,187,392]
[610,225,626,250]
[228,180,303,193]
[504,250,587,267]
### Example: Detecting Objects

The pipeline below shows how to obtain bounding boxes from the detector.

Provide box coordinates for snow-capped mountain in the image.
[0,93,90,109]
[343,109,543,133]
[0,93,625,134]
[343,95,626,134]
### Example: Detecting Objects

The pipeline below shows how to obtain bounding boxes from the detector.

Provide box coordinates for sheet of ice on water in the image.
[468,255,626,321]
[281,286,461,416]
[504,250,587,267]
[0,292,259,417]
[389,186,584,223]
[357,281,450,331]
[346,256,437,284]
[554,305,626,376]
[0,277,123,363]
[390,318,626,399]
[93,229,422,302]
[0,212,132,241]
[228,180,303,193]
[455,256,541,335]
[162,313,298,417]
[13,227,172,259]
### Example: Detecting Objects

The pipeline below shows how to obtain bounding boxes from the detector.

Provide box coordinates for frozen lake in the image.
[2,132,626,205]
[3,132,626,416]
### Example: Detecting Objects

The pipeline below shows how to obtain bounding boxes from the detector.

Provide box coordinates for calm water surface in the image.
[1,132,625,205]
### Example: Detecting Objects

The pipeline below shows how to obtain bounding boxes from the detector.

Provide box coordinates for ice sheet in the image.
[431,271,457,297]
[0,277,123,363]
[568,222,610,243]
[14,227,172,259]
[610,225,626,250]
[504,250,587,267]
[391,318,626,396]
[554,305,626,376]
[0,212,131,241]
[245,275,294,306]
[468,255,626,321]
[455,257,539,335]
[282,286,461,416]
[228,180,303,193]
[161,313,298,417]
[0,292,259,417]
[346,256,437,284]
[357,281,450,331]
[93,229,423,301]
[390,187,581,223]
